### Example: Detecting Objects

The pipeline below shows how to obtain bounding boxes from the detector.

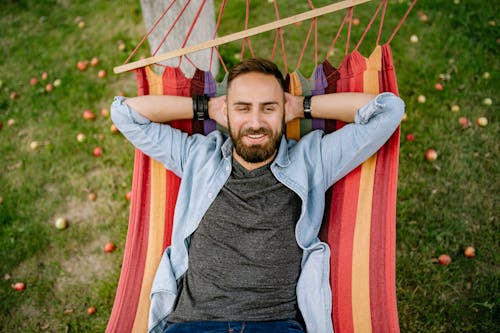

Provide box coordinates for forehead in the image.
[227,72,284,101]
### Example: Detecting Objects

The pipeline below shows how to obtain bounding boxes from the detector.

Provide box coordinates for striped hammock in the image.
[106,1,416,332]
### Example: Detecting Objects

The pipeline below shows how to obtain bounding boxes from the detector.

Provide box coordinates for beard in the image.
[228,122,284,164]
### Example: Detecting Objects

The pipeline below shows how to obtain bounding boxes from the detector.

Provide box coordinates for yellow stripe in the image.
[352,47,381,333]
[351,154,376,333]
[132,68,167,333]
[286,72,302,140]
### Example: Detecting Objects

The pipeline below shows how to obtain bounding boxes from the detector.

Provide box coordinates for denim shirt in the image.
[110,92,404,333]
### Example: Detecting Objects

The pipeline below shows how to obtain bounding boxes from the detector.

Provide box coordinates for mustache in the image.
[240,127,272,136]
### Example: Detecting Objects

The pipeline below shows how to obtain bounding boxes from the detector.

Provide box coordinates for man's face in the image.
[225,72,285,167]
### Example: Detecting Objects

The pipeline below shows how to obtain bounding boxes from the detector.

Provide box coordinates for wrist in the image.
[303,95,312,119]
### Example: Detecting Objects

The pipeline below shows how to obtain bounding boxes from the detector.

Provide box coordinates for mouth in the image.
[244,133,267,144]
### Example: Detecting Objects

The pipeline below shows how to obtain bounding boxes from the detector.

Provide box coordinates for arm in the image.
[285,92,376,123]
[124,95,227,126]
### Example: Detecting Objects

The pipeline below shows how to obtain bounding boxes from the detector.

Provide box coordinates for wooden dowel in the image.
[114,0,371,74]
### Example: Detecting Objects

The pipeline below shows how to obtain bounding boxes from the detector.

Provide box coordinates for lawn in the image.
[0,0,498,332]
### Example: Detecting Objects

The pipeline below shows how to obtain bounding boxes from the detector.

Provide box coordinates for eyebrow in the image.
[232,101,280,106]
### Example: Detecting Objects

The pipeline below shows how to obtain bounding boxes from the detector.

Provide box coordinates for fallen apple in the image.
[405,133,415,142]
[410,34,419,43]
[88,192,97,201]
[425,148,438,161]
[7,118,15,126]
[451,104,460,112]
[90,57,99,67]
[76,133,86,142]
[482,72,490,79]
[82,109,96,120]
[30,77,39,86]
[78,21,86,29]
[434,83,443,91]
[459,116,470,128]
[10,91,19,100]
[110,124,119,134]
[476,117,488,127]
[125,191,132,201]
[41,72,49,80]
[87,306,96,315]
[352,17,360,25]
[77,61,88,71]
[93,147,103,157]
[438,254,451,266]
[55,217,68,230]
[483,97,492,106]
[45,83,54,92]
[100,108,109,118]
[53,79,62,87]
[104,242,116,253]
[12,282,26,291]
[98,70,107,78]
[30,141,40,150]
[417,95,426,104]
[464,246,476,258]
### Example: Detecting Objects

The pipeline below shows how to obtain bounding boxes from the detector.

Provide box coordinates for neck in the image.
[232,150,276,171]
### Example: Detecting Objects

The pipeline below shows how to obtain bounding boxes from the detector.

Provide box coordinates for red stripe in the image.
[106,68,153,333]
[329,161,361,333]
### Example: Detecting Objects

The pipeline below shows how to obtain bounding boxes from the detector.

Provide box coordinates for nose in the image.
[247,109,263,129]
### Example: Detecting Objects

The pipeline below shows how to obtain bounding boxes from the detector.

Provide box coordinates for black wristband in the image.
[303,95,312,119]
[193,95,210,120]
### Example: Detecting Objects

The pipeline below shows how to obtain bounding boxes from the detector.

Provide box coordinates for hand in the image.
[284,93,303,123]
[208,95,227,128]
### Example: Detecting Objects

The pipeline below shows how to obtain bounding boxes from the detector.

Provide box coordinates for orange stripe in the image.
[351,154,376,333]
[131,68,167,333]
[286,72,302,140]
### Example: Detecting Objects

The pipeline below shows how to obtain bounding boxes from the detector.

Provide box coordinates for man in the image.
[111,58,405,333]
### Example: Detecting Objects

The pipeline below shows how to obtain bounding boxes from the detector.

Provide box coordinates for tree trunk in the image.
[140,0,218,77]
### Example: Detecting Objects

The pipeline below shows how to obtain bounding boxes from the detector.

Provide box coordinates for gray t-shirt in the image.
[168,159,302,322]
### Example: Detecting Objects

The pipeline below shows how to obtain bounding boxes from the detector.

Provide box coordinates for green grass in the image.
[0,0,498,332]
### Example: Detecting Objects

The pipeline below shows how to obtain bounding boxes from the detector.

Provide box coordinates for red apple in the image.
[425,149,438,161]
[464,246,475,258]
[104,242,116,253]
[30,77,39,86]
[7,118,15,126]
[110,124,119,134]
[82,109,96,121]
[10,92,19,100]
[77,61,88,71]
[438,254,451,266]
[12,282,26,291]
[98,70,107,78]
[459,116,470,129]
[41,72,49,80]
[87,306,96,315]
[405,133,415,142]
[100,108,109,118]
[93,147,103,157]
[125,191,132,201]
[90,57,99,67]
[434,83,443,91]
[353,17,360,25]
[45,83,54,92]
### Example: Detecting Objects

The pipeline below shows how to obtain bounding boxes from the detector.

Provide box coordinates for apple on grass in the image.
[125,191,132,201]
[55,217,68,230]
[104,242,116,253]
[405,133,415,142]
[93,147,103,157]
[83,109,96,121]
[425,149,438,161]
[12,282,26,291]
[476,117,488,127]
[90,57,99,67]
[87,306,96,315]
[77,61,88,71]
[464,246,476,258]
[438,254,451,266]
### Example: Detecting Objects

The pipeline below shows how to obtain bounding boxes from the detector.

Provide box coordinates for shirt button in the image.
[208,192,213,199]
[226,165,230,171]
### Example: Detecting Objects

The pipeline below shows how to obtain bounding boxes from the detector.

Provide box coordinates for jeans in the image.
[163,319,305,333]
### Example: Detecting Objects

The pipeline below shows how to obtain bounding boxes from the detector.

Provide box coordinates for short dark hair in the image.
[227,58,286,91]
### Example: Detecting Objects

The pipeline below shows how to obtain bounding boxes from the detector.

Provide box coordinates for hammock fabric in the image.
[106,1,415,332]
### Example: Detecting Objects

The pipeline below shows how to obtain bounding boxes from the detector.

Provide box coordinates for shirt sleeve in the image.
[110,96,191,176]
[321,92,405,187]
